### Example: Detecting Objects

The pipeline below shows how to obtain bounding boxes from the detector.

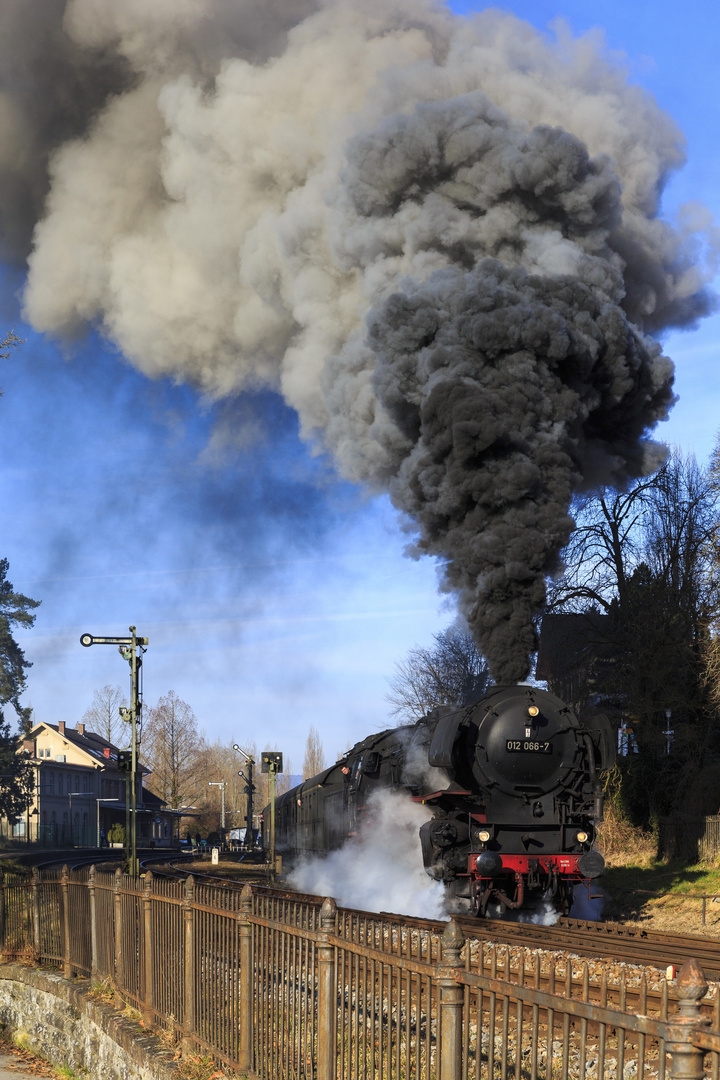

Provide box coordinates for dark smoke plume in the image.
[346,99,677,679]
[0,0,715,680]
[368,258,673,679]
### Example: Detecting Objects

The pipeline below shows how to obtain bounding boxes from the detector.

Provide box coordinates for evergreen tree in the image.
[0,329,23,376]
[0,558,40,733]
[0,338,37,819]
[0,558,39,818]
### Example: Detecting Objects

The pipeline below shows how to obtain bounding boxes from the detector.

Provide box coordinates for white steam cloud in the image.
[289,788,446,918]
[1,0,715,679]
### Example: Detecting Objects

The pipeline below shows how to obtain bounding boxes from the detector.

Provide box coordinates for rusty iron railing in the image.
[1,866,720,1078]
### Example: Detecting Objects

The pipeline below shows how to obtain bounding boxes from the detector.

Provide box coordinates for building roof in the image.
[26,721,148,773]
[141,788,167,808]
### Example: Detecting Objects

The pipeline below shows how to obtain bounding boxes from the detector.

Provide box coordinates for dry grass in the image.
[87,978,115,1005]
[177,1053,238,1080]
[595,808,720,934]
[596,806,657,866]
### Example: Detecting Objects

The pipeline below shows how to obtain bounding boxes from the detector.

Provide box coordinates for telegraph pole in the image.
[81,626,148,875]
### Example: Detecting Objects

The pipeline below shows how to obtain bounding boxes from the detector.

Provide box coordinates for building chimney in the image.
[58,721,65,735]
[77,723,85,736]
[103,747,111,758]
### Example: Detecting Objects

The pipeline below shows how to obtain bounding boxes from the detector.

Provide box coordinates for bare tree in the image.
[386,626,490,724]
[81,684,127,745]
[548,451,719,619]
[142,691,202,809]
[545,482,656,615]
[276,755,294,796]
[699,443,720,708]
[546,450,720,825]
[302,726,325,780]
[189,739,297,838]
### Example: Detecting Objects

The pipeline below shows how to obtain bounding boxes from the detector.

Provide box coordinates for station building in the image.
[0,720,177,847]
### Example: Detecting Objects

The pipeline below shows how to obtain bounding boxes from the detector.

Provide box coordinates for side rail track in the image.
[147,856,720,983]
[1,866,719,1079]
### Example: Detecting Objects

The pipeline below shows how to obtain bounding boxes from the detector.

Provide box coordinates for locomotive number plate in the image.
[505,740,551,753]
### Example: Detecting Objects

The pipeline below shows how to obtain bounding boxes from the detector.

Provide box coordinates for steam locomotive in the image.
[266,684,615,915]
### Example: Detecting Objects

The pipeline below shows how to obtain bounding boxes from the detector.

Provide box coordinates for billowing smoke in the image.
[401,736,447,793]
[0,0,715,679]
[289,788,446,918]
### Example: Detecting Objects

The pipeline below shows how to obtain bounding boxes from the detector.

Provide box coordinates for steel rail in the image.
[117,856,720,981]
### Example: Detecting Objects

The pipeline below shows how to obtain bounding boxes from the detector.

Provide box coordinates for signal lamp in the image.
[477,829,491,843]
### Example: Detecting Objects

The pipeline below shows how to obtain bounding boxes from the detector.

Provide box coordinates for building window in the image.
[12,819,25,838]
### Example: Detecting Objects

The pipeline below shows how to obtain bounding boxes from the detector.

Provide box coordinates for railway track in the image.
[26,851,720,984]
[0,849,125,873]
[143,855,720,982]
[455,914,720,981]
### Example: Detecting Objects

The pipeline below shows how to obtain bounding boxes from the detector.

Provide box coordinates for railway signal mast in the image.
[232,744,255,852]
[261,752,283,880]
[208,780,226,833]
[80,626,148,876]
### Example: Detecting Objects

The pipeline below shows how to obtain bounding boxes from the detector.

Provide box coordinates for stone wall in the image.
[0,965,182,1080]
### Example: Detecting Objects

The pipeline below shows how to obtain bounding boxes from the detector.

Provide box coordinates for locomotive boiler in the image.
[265,684,615,915]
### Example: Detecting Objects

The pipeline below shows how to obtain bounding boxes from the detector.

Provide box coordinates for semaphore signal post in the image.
[80,625,148,875]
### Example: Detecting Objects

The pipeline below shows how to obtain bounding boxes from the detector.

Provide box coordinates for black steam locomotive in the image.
[266,684,615,915]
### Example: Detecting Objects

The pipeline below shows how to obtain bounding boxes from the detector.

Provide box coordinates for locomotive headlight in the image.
[528,706,539,717]
[576,831,589,844]
[477,829,491,843]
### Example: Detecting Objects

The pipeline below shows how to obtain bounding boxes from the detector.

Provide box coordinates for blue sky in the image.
[1,0,718,772]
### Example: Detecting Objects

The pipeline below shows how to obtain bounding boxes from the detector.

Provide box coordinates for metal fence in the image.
[1,866,720,1079]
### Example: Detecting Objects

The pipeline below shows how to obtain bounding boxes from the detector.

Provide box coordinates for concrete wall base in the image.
[0,963,183,1080]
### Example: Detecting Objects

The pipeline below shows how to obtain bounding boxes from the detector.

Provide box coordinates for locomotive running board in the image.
[412,790,470,804]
